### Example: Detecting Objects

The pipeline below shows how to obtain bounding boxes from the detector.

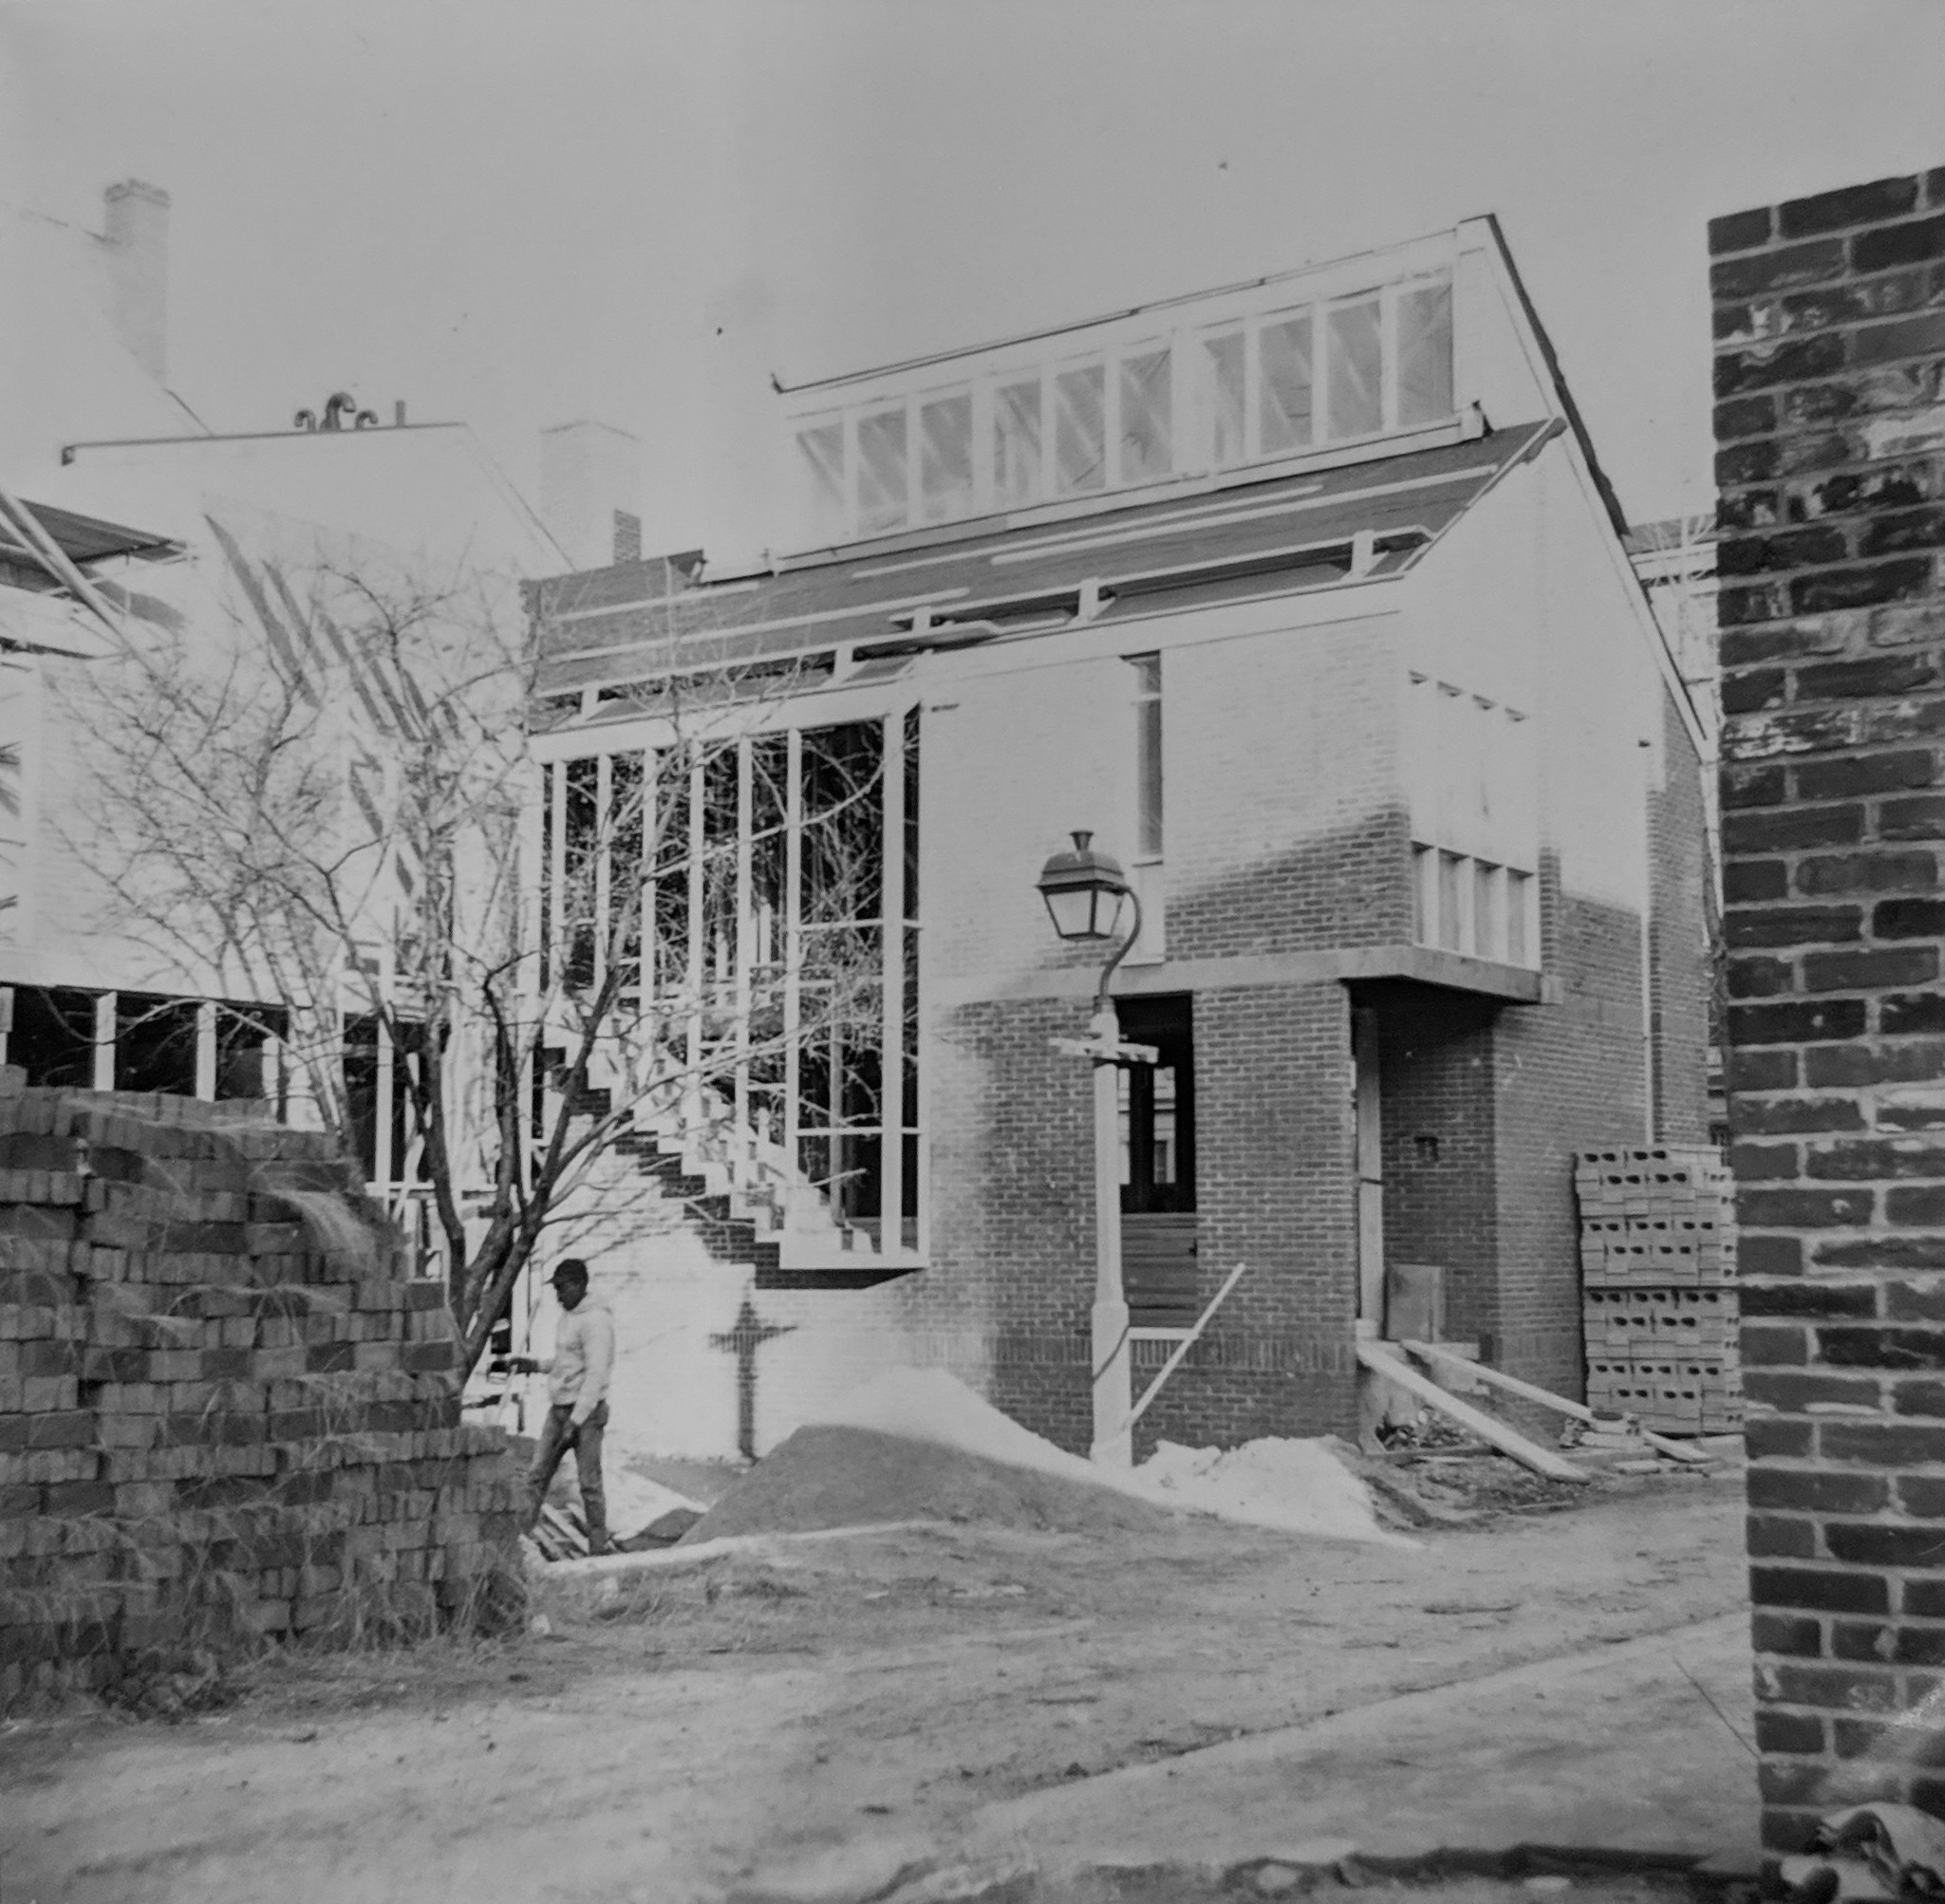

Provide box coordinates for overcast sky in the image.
[6,0,1942,563]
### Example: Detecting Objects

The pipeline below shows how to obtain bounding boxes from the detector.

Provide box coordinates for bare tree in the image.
[60,521,899,1380]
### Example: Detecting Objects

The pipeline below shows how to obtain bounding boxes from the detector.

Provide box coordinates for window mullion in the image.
[734,736,754,1185]
[548,763,567,998]
[1244,320,1261,462]
[685,748,704,1125]
[878,712,904,1257]
[1381,284,1399,431]
[783,727,802,1224]
[593,752,612,1009]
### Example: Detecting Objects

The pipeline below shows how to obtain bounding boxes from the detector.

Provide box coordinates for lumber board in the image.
[1399,1339,1711,1465]
[1357,1340,1589,1483]
[1095,1261,1247,1451]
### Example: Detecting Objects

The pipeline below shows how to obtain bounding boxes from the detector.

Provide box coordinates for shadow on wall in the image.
[1165,809,1415,961]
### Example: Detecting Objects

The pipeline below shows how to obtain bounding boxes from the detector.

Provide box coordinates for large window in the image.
[790,271,1454,543]
[538,708,923,1262]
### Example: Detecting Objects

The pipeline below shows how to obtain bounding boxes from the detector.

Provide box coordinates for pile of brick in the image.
[0,1082,517,1710]
[1579,1146,1744,1434]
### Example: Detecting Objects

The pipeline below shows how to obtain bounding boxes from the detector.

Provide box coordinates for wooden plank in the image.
[1399,1339,1711,1465]
[1095,1261,1247,1453]
[1356,1340,1589,1483]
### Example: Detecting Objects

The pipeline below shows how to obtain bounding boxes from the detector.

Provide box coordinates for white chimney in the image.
[101,179,170,384]
[539,420,643,570]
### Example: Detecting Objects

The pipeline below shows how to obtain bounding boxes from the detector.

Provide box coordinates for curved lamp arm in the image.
[1094,887,1144,1016]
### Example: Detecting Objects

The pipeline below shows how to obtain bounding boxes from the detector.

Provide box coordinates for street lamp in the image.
[1037,831,1155,1467]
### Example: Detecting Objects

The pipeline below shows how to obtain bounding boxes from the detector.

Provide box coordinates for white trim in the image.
[91,992,115,1091]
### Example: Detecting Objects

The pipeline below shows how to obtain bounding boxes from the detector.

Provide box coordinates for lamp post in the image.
[1037,831,1156,1466]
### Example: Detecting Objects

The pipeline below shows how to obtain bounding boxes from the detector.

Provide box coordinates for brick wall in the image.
[0,1085,517,1709]
[1136,980,1359,1451]
[1492,864,1651,1396]
[1367,981,1500,1345]
[1169,618,1411,960]
[1711,165,1945,1850]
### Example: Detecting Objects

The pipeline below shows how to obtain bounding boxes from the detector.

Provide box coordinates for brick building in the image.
[1710,166,1945,1848]
[522,216,1711,1463]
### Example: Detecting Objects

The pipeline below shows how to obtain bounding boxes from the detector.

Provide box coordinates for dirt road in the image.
[0,1473,1749,1904]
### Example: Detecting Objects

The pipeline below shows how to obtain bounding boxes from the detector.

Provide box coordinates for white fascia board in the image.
[533,578,1404,763]
[0,588,121,661]
[1551,433,1711,764]
[1463,220,1709,764]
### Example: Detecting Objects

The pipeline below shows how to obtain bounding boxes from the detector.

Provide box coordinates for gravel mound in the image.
[680,1425,1191,1542]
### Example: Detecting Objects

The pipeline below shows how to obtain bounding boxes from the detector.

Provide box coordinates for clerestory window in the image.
[790,271,1454,544]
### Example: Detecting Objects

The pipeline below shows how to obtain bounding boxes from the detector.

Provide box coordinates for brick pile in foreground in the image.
[1711,165,1945,1848]
[0,1083,516,1708]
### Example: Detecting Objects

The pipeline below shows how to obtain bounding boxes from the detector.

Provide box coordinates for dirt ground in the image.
[0,1465,1750,1904]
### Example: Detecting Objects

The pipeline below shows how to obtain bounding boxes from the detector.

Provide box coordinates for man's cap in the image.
[548,1259,589,1285]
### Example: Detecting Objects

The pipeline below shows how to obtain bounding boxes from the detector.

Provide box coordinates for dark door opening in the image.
[1117,993,1198,1329]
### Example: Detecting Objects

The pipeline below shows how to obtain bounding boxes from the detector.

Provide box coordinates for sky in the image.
[5,0,1943,564]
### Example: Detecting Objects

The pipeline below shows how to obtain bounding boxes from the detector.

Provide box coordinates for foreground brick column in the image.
[1711,167,1945,1849]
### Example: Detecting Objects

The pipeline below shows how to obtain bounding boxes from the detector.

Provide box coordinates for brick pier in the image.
[1711,165,1945,1848]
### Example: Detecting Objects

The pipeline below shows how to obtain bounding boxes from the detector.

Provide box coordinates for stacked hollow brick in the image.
[1578,1147,1743,1433]
[0,1083,516,1709]
[1711,167,1945,1849]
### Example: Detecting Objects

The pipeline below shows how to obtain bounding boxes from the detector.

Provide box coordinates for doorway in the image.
[1117,993,1197,1329]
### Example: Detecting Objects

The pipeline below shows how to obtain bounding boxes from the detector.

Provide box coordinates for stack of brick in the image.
[1711,165,1945,1849]
[1578,1146,1743,1434]
[0,1083,517,1710]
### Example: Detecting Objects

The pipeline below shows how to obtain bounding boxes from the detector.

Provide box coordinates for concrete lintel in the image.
[938,943,1544,1010]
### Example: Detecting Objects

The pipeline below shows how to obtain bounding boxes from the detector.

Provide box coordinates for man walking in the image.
[510,1258,615,1556]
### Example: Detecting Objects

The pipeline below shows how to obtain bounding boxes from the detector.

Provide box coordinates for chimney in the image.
[102,179,170,384]
[538,420,642,570]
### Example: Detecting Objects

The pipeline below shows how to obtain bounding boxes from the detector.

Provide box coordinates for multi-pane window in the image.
[991,380,1038,507]
[919,392,974,522]
[1055,362,1107,495]
[789,271,1454,541]
[1325,295,1383,439]
[1119,347,1172,484]
[538,710,923,1260]
[1204,329,1246,468]
[795,418,846,543]
[856,407,909,536]
[1397,279,1454,427]
[1259,312,1314,454]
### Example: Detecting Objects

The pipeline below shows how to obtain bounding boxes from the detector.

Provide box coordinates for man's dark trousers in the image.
[521,1399,608,1551]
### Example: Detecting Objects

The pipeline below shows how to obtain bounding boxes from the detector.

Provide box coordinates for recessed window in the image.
[919,391,973,522]
[1119,347,1172,484]
[994,379,1042,508]
[857,406,908,534]
[1055,362,1106,495]
[1260,312,1314,454]
[1327,295,1383,439]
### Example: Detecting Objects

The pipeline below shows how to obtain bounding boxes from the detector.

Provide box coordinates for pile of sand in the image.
[682,1424,1190,1542]
[682,1371,1408,1547]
